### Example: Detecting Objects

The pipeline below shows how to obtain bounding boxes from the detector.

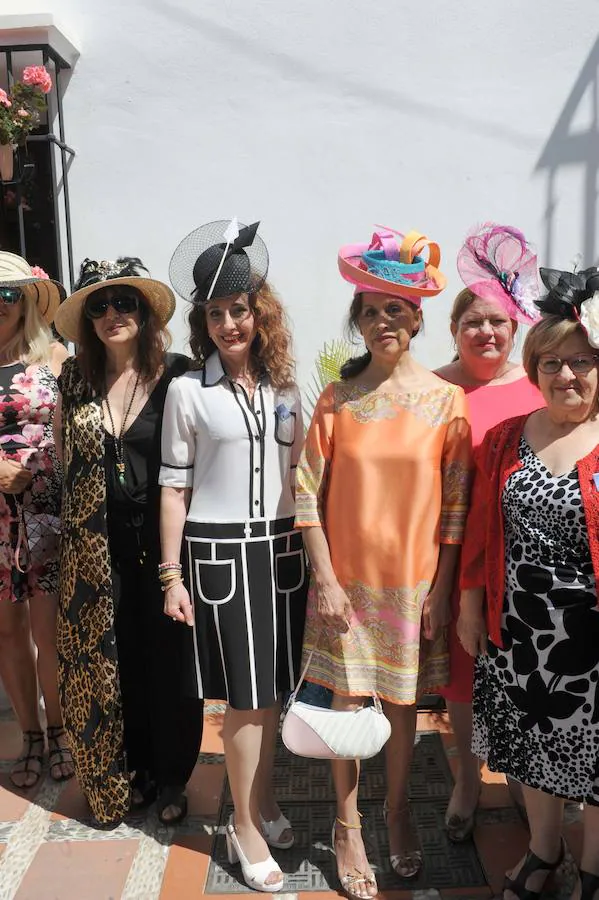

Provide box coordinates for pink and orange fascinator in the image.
[457,223,541,325]
[338,226,447,306]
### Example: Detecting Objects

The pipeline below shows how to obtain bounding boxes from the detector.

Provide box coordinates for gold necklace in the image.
[103,372,141,485]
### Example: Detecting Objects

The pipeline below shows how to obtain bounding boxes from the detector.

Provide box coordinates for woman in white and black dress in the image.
[159,221,307,893]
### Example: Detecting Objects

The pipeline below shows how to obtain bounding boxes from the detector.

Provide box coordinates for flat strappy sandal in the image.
[156,784,188,826]
[46,726,75,783]
[10,729,44,789]
[383,799,423,880]
[503,840,565,900]
[331,815,378,899]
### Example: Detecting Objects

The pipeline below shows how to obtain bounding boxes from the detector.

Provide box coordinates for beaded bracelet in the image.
[158,561,182,571]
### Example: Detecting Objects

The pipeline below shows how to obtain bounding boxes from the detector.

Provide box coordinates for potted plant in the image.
[0,66,53,182]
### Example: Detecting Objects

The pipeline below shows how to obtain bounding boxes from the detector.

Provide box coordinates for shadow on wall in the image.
[536,35,599,267]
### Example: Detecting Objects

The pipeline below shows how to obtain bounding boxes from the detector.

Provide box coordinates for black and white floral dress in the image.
[472,436,599,805]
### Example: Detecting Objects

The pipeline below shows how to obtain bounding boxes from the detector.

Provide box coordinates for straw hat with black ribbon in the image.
[0,251,66,323]
[54,257,176,344]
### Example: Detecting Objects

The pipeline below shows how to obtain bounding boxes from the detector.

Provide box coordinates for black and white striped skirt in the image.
[183,517,308,710]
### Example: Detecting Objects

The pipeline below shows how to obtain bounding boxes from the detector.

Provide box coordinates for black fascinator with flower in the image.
[537,265,599,349]
[73,257,149,292]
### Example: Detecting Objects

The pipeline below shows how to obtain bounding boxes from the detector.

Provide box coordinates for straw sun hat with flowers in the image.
[54,257,176,343]
[0,251,65,322]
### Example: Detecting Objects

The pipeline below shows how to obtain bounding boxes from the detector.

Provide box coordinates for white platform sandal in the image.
[225,814,284,893]
[260,811,294,849]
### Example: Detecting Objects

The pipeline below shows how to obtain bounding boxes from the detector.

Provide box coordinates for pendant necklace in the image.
[103,371,141,485]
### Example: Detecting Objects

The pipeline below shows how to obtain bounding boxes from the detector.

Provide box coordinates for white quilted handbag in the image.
[281,642,391,760]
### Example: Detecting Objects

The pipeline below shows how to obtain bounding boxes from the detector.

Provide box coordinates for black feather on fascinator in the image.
[537,267,599,317]
[73,257,149,291]
[537,265,599,348]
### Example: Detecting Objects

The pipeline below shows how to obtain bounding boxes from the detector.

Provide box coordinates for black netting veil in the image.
[169,220,269,304]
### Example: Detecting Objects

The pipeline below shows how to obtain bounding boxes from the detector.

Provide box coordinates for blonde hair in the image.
[522,315,586,387]
[2,289,54,365]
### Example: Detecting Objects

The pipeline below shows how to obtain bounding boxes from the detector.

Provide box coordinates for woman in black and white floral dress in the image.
[458,266,599,900]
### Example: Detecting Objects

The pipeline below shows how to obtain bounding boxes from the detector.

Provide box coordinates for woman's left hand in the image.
[422,586,451,641]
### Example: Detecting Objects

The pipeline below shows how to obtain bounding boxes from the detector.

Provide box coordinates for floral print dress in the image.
[472,436,599,805]
[0,361,61,602]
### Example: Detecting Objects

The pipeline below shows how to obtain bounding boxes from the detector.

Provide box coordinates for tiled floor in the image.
[0,704,582,900]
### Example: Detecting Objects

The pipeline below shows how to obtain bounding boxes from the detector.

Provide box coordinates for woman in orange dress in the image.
[295,228,472,897]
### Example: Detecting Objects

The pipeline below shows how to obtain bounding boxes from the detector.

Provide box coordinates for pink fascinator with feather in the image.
[457,223,541,325]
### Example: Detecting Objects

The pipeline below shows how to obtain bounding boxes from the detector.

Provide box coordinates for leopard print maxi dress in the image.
[57,356,129,825]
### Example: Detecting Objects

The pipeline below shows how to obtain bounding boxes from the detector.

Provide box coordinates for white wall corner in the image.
[0,13,80,69]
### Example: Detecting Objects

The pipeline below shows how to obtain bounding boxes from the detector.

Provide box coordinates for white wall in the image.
[3,0,599,386]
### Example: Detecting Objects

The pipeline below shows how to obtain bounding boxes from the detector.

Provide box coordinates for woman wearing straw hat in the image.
[53,258,203,827]
[0,251,73,789]
[161,220,307,893]
[295,227,472,895]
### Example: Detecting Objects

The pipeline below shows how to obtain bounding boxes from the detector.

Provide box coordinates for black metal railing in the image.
[0,43,75,289]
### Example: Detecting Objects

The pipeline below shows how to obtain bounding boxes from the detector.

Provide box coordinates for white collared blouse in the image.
[159,352,303,523]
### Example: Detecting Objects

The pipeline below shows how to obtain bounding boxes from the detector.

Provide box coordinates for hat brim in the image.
[19,279,66,325]
[338,246,447,299]
[53,276,176,343]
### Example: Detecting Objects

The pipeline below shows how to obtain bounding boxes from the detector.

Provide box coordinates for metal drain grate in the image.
[205,731,488,894]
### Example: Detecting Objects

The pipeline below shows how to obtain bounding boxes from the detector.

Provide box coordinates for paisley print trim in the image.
[333,382,460,427]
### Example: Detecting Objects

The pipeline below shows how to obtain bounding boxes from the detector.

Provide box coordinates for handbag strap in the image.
[13,496,31,574]
[287,620,383,712]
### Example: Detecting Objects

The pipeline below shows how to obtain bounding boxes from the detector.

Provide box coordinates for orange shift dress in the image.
[295,380,472,704]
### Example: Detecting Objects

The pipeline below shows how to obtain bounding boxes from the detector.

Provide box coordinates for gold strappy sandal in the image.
[331,814,378,899]
[383,799,423,880]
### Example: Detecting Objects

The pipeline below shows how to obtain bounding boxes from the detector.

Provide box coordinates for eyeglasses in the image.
[537,354,599,375]
[84,291,140,320]
[0,287,24,306]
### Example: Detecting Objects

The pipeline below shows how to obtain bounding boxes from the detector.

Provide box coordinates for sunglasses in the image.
[538,354,599,375]
[84,291,141,320]
[0,287,24,305]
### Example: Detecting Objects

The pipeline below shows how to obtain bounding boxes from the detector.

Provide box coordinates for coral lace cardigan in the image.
[460,413,599,647]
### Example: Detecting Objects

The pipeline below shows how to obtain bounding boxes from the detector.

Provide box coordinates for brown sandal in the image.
[46,726,75,783]
[10,729,44,789]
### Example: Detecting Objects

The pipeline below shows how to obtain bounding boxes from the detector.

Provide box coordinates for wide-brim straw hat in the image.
[0,251,66,324]
[338,226,446,305]
[54,260,176,343]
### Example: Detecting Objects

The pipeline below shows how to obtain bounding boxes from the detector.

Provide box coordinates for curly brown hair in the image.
[77,287,171,393]
[188,282,295,389]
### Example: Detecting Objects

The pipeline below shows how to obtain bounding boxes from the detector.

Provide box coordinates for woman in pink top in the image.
[436,224,543,842]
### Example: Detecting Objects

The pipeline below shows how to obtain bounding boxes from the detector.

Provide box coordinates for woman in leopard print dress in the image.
[54,258,203,827]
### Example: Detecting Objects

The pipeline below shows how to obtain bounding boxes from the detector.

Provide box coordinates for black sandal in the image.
[580,871,599,900]
[46,726,75,783]
[10,729,44,789]
[156,784,188,826]
[130,771,157,810]
[503,840,565,900]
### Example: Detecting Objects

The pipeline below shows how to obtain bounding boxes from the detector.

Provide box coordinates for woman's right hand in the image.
[163,581,194,626]
[314,578,351,632]
[456,608,488,657]
[0,458,32,494]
